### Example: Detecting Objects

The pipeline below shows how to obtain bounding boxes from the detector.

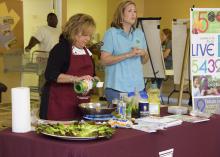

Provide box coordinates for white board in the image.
[138,18,165,79]
[172,19,190,84]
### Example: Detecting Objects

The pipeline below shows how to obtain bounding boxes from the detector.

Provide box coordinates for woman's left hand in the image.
[133,48,146,56]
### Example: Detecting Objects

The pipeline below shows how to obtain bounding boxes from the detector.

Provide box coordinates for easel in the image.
[168,19,190,104]
[177,28,191,106]
[168,19,191,106]
[137,17,165,104]
[137,17,161,80]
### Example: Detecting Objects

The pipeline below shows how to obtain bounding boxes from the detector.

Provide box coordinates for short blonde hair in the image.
[62,13,96,43]
[111,0,137,29]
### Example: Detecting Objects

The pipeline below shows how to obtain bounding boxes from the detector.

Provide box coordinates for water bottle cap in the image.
[140,91,148,99]
[128,92,135,97]
[151,83,158,89]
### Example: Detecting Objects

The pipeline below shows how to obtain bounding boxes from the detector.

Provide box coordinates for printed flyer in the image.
[190,8,220,114]
[0,16,16,49]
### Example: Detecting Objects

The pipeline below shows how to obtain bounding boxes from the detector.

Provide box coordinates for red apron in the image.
[47,48,94,120]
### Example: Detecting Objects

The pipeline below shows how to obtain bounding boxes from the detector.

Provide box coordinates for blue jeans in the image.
[105,88,125,103]
[105,88,145,103]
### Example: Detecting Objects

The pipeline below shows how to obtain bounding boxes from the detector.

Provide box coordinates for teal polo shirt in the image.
[101,27,147,92]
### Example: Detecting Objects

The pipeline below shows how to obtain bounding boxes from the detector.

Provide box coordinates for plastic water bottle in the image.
[118,96,126,119]
[148,83,161,116]
[123,95,132,120]
[74,78,98,94]
[127,89,139,118]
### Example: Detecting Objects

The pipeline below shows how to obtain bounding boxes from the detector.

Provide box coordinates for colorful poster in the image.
[190,8,220,114]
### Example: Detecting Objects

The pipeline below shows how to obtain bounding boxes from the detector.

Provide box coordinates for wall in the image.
[23,0,56,49]
[66,0,107,41]
[143,0,220,29]
[0,0,23,102]
[61,0,67,26]
[21,0,58,100]
[106,0,145,28]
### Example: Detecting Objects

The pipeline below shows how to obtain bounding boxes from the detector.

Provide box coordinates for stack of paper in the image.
[165,115,210,123]
[135,116,183,128]
[132,124,162,133]
[132,116,183,133]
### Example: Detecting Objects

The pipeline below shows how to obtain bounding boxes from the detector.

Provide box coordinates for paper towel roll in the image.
[11,87,31,133]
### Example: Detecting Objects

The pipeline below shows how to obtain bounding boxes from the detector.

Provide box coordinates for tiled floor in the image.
[0,103,11,130]
[0,76,191,130]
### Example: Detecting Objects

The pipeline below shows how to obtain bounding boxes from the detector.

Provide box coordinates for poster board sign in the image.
[190,8,220,114]
[172,19,189,84]
[137,18,166,79]
[0,16,16,49]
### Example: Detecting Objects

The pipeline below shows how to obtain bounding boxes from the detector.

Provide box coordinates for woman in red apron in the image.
[39,13,97,120]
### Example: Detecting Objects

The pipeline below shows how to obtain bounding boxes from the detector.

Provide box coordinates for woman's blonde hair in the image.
[111,0,137,29]
[62,13,96,43]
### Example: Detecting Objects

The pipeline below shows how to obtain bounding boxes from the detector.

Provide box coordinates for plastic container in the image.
[126,101,132,120]
[74,78,98,94]
[127,90,139,118]
[118,99,126,119]
[148,83,161,116]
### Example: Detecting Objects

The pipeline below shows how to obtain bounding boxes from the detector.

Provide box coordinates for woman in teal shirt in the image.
[101,0,148,103]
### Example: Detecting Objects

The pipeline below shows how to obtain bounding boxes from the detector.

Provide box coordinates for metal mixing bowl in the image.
[79,102,117,115]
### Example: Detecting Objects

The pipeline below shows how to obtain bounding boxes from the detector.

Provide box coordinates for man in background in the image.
[25,13,61,52]
[24,13,61,96]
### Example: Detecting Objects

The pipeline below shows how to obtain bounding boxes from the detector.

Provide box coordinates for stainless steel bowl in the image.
[79,102,117,115]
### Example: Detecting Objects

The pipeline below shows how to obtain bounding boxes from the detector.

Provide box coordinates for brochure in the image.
[166,115,210,123]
